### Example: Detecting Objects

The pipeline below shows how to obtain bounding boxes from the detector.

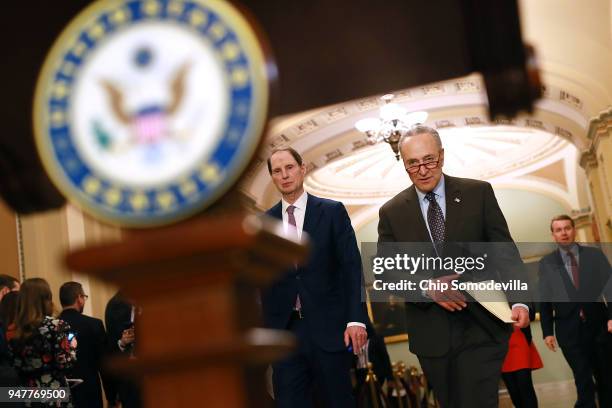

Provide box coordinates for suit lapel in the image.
[576,244,588,278]
[268,201,282,220]
[303,194,323,237]
[404,187,430,242]
[443,175,462,242]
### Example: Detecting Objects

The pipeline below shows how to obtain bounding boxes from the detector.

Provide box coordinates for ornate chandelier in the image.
[354,94,428,160]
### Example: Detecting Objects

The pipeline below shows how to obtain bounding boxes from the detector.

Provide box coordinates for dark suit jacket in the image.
[539,245,612,347]
[58,309,107,408]
[104,293,141,408]
[378,175,516,357]
[521,306,537,344]
[262,193,367,352]
[105,294,133,356]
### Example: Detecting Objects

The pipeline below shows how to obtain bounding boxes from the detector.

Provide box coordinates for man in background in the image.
[0,274,19,302]
[263,147,368,407]
[58,281,109,408]
[105,291,140,408]
[0,275,20,393]
[539,214,612,408]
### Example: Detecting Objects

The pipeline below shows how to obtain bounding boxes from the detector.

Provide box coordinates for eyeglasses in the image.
[80,294,89,300]
[405,157,441,174]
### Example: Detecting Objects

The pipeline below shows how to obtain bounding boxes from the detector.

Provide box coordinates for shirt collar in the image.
[559,243,579,257]
[282,191,308,213]
[415,175,445,202]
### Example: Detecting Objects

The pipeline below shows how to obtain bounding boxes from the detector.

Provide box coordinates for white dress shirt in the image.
[281,191,365,330]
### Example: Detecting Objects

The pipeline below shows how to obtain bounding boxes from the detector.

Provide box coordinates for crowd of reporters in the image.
[0,275,140,408]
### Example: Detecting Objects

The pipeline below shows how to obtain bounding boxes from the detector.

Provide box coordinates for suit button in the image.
[296,275,301,280]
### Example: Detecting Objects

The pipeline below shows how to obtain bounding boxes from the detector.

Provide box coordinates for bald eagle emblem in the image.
[93,59,192,157]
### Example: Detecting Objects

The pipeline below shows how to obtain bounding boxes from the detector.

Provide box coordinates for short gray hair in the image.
[398,125,443,156]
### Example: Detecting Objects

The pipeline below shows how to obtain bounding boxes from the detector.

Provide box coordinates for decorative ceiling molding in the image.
[304,130,581,209]
[522,159,567,190]
[587,107,612,147]
[242,0,611,224]
[258,75,590,156]
[240,70,597,202]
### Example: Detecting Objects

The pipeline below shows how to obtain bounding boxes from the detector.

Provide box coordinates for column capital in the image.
[579,149,598,170]
[587,107,612,148]
[570,208,592,227]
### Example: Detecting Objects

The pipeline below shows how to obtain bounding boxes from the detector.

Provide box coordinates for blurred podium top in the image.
[65,213,308,288]
[64,213,304,403]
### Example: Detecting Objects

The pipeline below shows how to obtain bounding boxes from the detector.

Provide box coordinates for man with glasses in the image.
[377,125,529,407]
[59,281,110,408]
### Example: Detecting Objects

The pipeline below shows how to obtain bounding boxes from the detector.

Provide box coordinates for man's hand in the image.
[608,320,612,334]
[511,306,529,328]
[544,335,557,352]
[344,326,367,355]
[426,274,466,312]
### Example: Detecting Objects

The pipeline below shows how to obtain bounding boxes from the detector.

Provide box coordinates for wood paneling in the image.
[0,201,19,279]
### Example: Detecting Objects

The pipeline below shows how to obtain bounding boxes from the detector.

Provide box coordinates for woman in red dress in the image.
[502,312,543,408]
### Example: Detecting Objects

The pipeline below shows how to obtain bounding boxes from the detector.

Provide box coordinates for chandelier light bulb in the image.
[403,111,429,127]
[355,117,381,133]
[354,93,429,160]
[379,103,407,121]
[381,93,395,103]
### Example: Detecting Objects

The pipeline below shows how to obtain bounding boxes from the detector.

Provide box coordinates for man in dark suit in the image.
[105,291,141,408]
[377,125,529,408]
[58,281,108,408]
[0,274,20,301]
[539,214,612,408]
[0,274,20,387]
[263,147,368,407]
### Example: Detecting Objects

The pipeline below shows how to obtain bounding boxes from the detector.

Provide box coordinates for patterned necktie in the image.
[286,205,298,240]
[565,249,584,320]
[565,250,580,289]
[425,192,445,243]
[287,205,301,311]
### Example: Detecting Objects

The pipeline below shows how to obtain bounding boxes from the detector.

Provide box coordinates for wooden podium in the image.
[65,213,305,407]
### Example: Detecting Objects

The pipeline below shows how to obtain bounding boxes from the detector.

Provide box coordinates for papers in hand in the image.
[465,280,514,323]
[66,378,84,388]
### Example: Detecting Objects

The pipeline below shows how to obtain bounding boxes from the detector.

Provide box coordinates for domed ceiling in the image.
[304,126,572,202]
[240,0,612,229]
